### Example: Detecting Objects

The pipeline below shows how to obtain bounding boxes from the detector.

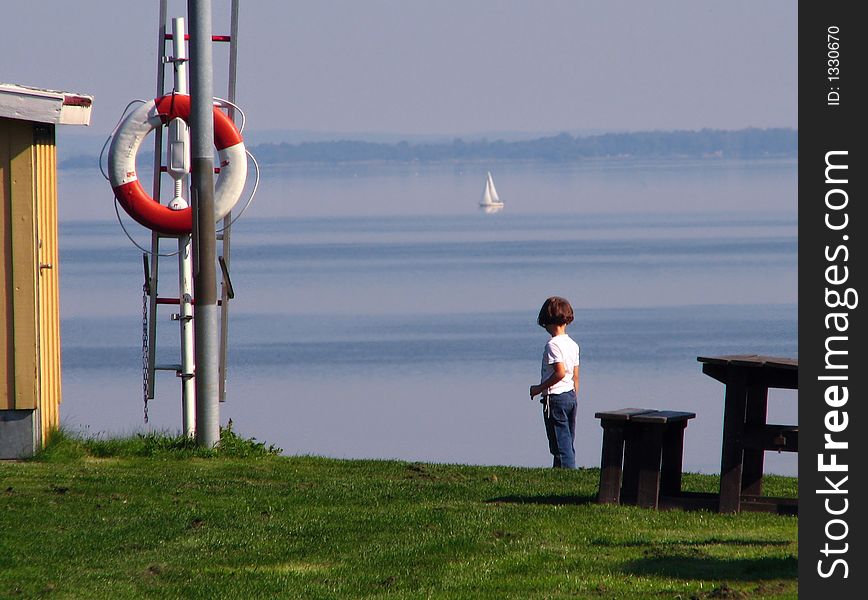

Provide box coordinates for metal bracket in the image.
[218,255,235,299]
[142,253,151,295]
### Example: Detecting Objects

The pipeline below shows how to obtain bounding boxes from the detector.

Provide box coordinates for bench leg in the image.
[621,425,641,504]
[635,424,664,509]
[598,422,625,504]
[660,422,687,496]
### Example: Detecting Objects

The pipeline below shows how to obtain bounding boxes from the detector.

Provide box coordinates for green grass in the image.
[0,432,797,599]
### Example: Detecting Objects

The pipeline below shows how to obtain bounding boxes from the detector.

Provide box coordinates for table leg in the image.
[598,422,626,504]
[719,371,747,513]
[742,384,768,496]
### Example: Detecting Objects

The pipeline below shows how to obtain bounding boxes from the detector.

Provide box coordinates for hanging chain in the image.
[142,280,150,423]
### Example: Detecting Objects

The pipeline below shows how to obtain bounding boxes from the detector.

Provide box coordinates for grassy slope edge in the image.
[0,432,797,599]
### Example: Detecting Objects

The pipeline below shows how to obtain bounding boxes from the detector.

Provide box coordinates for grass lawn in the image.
[0,432,797,599]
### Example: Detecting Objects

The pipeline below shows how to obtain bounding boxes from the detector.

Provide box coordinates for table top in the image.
[698,355,798,389]
[697,355,798,370]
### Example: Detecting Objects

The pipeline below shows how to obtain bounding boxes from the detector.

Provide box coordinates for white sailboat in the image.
[479,171,504,214]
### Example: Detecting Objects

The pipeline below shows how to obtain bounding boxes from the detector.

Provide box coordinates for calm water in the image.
[57,159,797,474]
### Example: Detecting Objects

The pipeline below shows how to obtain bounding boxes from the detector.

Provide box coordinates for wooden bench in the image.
[595,408,696,509]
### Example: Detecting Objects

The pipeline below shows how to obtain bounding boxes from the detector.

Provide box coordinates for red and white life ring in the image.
[108,93,247,236]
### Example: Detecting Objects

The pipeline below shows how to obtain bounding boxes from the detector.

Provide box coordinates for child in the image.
[530,296,581,469]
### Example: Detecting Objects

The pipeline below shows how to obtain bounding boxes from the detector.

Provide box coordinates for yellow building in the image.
[1,83,93,458]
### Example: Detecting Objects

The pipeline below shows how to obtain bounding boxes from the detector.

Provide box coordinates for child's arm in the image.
[573,365,580,395]
[530,362,566,398]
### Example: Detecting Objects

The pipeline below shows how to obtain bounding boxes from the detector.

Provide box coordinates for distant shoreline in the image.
[246,156,798,177]
[61,127,797,170]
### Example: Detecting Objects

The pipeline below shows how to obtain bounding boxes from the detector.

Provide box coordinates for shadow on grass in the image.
[485,494,597,506]
[594,538,792,548]
[625,554,797,581]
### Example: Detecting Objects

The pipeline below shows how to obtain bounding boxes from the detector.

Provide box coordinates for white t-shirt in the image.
[540,334,580,395]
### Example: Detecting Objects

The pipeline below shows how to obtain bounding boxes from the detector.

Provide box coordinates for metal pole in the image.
[178,238,196,434]
[188,0,220,447]
[227,0,240,112]
[147,0,169,405]
[219,0,240,403]
[170,16,196,437]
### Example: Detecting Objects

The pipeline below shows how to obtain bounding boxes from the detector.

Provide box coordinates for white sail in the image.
[486,172,500,204]
[479,172,504,213]
[480,181,493,205]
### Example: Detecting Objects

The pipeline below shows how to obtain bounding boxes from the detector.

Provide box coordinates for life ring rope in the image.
[108,93,247,236]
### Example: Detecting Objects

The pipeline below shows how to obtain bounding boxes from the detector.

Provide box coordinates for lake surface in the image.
[57,158,797,474]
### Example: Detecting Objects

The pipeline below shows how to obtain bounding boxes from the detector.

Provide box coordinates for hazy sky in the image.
[2,1,796,137]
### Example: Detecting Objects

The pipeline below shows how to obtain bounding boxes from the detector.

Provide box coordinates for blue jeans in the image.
[543,390,577,469]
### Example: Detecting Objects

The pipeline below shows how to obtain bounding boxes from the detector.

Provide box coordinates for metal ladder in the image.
[144,0,240,428]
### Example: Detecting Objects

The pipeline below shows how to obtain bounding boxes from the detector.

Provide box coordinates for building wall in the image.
[0,117,62,457]
[34,123,62,442]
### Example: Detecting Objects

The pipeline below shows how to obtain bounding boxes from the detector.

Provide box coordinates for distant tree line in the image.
[60,127,796,170]
[250,128,796,165]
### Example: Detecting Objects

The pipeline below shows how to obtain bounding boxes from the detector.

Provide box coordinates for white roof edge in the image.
[0,83,94,126]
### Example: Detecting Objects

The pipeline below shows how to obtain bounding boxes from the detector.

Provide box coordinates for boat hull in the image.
[479,202,504,214]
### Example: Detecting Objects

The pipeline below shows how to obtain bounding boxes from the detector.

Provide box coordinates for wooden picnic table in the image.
[698,354,798,513]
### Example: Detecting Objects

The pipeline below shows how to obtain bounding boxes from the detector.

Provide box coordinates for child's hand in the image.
[529,384,541,398]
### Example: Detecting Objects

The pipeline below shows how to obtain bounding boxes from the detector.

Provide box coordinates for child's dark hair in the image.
[537,296,574,327]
